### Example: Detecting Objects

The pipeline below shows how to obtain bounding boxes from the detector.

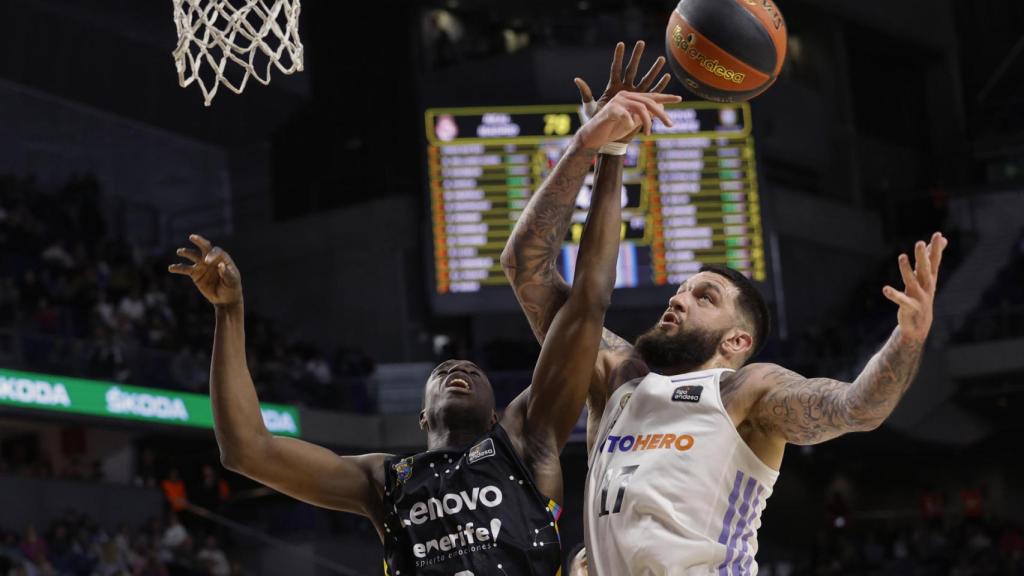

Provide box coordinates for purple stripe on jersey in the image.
[716,471,745,575]
[736,484,765,574]
[720,477,757,576]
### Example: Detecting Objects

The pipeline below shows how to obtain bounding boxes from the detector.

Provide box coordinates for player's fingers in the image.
[204,246,229,266]
[652,73,672,94]
[929,232,946,277]
[168,263,194,276]
[574,78,595,103]
[625,92,682,104]
[217,262,240,287]
[624,93,676,126]
[897,253,921,296]
[627,100,653,135]
[610,42,625,84]
[611,102,640,136]
[914,241,933,291]
[642,100,673,128]
[882,285,917,309]
[189,234,212,256]
[176,248,201,263]
[623,40,645,84]
[636,56,666,91]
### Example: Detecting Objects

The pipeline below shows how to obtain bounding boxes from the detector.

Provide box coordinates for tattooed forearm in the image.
[844,327,924,429]
[751,327,925,445]
[501,141,597,342]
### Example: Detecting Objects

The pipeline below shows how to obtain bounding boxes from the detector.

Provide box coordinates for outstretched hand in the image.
[577,91,681,149]
[168,234,243,307]
[576,40,672,119]
[883,232,948,344]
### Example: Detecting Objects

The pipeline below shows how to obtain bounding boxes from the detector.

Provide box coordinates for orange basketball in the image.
[665,0,787,102]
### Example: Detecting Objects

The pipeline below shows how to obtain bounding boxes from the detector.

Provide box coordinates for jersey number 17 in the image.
[598,465,639,516]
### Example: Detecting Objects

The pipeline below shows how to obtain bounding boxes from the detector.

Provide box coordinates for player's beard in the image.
[634,322,723,374]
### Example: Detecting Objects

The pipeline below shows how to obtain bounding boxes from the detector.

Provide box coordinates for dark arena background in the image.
[1,0,1023,574]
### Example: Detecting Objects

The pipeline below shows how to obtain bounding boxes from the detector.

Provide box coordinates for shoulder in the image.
[721,363,803,416]
[724,363,802,392]
[357,453,395,491]
[597,328,648,395]
[498,390,533,458]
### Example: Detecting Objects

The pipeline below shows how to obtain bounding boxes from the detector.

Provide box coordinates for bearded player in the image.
[169,88,678,575]
[503,40,949,574]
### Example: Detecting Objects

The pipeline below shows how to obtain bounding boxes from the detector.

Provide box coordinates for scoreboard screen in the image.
[426,102,765,314]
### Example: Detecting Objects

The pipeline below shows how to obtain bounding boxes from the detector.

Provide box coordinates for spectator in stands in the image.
[134,448,160,488]
[118,287,147,333]
[1,174,376,411]
[93,538,131,576]
[17,525,51,573]
[159,513,190,561]
[196,536,230,576]
[961,484,985,519]
[160,469,188,513]
[192,464,230,516]
[170,345,208,394]
[131,543,168,576]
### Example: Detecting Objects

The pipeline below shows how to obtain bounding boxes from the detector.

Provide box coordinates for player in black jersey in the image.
[169,87,678,575]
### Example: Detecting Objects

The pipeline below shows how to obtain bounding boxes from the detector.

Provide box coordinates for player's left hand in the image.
[577,91,681,148]
[883,232,948,345]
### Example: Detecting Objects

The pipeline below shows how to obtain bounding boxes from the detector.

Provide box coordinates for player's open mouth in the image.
[660,311,681,326]
[444,373,473,393]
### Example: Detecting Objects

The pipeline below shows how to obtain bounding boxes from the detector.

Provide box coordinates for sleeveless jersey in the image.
[584,368,779,576]
[383,424,563,575]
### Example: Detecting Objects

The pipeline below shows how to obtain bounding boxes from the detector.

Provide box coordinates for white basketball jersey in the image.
[584,368,779,576]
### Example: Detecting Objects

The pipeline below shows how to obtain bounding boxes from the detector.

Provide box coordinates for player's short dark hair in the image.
[699,264,770,360]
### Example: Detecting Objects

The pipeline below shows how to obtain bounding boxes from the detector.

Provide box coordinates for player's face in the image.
[422,360,496,432]
[634,272,740,370]
[663,272,741,335]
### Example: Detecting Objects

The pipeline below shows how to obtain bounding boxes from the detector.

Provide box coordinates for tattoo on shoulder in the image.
[600,328,632,353]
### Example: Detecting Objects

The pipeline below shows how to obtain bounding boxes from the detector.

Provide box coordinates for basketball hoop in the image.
[172,0,304,106]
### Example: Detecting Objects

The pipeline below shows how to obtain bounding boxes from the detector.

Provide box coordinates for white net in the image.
[172,0,304,106]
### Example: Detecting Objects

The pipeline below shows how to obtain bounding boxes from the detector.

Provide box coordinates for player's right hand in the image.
[168,234,243,307]
[577,91,681,148]
[575,41,672,123]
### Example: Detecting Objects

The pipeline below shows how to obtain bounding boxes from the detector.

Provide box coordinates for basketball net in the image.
[172,0,304,106]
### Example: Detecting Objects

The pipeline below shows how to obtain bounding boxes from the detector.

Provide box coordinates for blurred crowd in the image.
[0,175,374,411]
[0,510,240,576]
[767,487,1024,576]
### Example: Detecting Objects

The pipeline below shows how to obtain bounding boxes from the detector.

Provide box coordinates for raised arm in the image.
[169,235,386,526]
[507,92,678,454]
[746,233,948,446]
[500,40,670,344]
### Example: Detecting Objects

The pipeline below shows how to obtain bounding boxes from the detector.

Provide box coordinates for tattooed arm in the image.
[500,140,588,342]
[500,40,671,346]
[743,328,924,445]
[744,233,948,446]
[502,139,646,454]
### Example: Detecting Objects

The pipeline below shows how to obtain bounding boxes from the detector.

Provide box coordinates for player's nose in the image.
[668,292,688,313]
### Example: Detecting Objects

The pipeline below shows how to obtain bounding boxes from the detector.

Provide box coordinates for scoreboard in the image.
[426,102,765,313]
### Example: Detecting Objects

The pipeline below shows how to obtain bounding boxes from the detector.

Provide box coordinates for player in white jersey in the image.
[503,41,949,575]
